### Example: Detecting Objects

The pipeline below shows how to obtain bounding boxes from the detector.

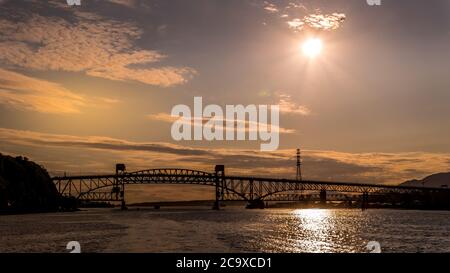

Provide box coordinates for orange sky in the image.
[0,0,450,201]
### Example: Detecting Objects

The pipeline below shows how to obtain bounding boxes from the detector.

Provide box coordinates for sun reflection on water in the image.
[292,209,336,253]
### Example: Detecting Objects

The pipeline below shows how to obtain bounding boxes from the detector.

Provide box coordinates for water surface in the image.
[0,208,449,253]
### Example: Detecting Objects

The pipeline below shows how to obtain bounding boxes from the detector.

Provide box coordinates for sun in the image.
[301,38,323,58]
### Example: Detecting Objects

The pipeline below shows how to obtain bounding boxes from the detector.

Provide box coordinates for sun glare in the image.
[302,38,323,58]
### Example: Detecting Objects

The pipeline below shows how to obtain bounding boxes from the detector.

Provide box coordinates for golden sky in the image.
[1,0,450,202]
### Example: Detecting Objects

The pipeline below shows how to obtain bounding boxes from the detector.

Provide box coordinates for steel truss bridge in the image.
[52,164,450,209]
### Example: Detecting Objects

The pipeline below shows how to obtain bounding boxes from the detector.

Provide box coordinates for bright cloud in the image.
[263,2,279,13]
[288,13,346,31]
[262,2,345,32]
[277,93,311,115]
[0,9,195,87]
[287,18,304,30]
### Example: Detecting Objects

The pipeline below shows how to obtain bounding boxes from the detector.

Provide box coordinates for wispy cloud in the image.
[263,2,279,13]
[285,2,307,11]
[0,68,85,113]
[147,113,296,134]
[0,68,120,114]
[0,6,195,87]
[288,13,346,31]
[105,0,137,8]
[0,127,210,157]
[276,93,311,116]
[263,1,306,13]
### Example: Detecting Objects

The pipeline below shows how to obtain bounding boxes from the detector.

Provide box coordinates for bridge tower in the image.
[115,163,127,210]
[296,148,302,181]
[213,165,225,210]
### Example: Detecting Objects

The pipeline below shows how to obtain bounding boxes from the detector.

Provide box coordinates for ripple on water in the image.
[0,208,449,253]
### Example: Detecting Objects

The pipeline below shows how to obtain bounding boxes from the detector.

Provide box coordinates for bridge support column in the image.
[213,165,225,210]
[249,179,254,202]
[447,190,450,210]
[116,164,127,210]
[120,184,127,210]
[362,192,369,210]
[319,189,327,206]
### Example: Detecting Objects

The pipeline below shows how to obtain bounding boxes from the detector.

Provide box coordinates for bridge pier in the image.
[121,200,127,210]
[319,189,327,206]
[245,199,265,209]
[361,192,369,210]
[447,190,450,210]
[120,185,127,210]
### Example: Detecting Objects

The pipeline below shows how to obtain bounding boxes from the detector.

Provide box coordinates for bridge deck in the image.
[52,173,446,192]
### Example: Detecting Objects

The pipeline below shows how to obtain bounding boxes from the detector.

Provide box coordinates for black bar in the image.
[0,253,448,272]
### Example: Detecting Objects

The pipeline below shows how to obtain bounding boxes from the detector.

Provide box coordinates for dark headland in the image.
[0,153,76,214]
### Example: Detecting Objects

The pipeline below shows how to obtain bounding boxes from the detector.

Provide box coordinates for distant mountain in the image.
[400,172,450,188]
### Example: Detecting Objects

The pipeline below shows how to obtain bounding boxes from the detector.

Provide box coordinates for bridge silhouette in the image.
[52,164,450,209]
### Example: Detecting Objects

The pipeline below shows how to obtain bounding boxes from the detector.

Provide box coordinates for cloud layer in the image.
[0,6,195,87]
[1,127,448,186]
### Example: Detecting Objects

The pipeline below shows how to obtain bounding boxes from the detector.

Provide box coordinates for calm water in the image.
[0,208,449,253]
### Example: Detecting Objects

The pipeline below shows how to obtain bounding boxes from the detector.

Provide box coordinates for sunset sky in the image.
[1,0,450,201]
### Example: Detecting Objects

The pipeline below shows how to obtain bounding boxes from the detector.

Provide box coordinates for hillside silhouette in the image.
[401,172,450,188]
[0,153,60,212]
